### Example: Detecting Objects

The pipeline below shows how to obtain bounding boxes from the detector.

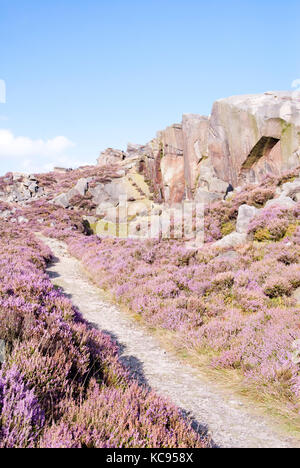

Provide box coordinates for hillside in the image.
[0,91,300,448]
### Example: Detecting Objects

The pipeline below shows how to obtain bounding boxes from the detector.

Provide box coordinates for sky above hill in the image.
[0,0,300,175]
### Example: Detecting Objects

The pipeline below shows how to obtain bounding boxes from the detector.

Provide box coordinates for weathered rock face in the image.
[265,195,296,210]
[208,91,300,186]
[98,91,300,205]
[52,193,70,209]
[97,148,127,166]
[281,178,300,200]
[182,114,209,198]
[0,174,44,204]
[158,124,185,204]
[236,204,259,234]
[214,232,247,249]
[126,133,183,205]
[74,178,89,197]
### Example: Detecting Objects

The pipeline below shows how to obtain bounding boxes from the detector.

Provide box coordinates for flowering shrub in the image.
[40,381,201,448]
[248,204,299,242]
[61,209,300,414]
[204,167,299,243]
[1,163,300,439]
[204,182,277,242]
[0,366,45,448]
[0,223,206,448]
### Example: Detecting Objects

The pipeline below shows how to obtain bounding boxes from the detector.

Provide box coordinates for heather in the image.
[1,163,300,440]
[204,169,298,243]
[0,223,205,448]
[62,199,300,416]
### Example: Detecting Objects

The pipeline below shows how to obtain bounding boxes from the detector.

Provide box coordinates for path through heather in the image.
[42,236,299,448]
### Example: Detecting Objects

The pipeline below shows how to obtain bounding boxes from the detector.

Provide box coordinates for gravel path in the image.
[42,236,299,448]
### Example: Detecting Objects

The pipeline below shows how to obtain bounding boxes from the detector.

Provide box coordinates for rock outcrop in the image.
[236,205,259,234]
[265,195,296,210]
[208,91,300,186]
[97,148,127,166]
[97,91,300,205]
[281,178,300,201]
[214,232,247,249]
[182,114,209,199]
[0,173,44,204]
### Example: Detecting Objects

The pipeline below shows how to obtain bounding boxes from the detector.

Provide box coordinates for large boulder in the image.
[97,148,127,166]
[214,232,247,248]
[236,204,259,233]
[281,178,300,200]
[95,201,115,218]
[103,179,128,201]
[194,189,221,204]
[265,196,296,209]
[74,178,89,196]
[0,209,13,219]
[89,184,111,205]
[208,91,300,186]
[52,193,70,209]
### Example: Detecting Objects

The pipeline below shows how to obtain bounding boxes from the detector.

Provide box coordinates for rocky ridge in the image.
[0,91,299,246]
[97,91,300,205]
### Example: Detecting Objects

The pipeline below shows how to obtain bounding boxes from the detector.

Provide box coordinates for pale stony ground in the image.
[41,235,300,449]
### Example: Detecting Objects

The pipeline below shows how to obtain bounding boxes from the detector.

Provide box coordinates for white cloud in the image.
[0,129,74,159]
[0,129,82,174]
[292,79,300,89]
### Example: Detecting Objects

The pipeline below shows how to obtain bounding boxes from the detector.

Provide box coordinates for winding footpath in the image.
[42,236,299,448]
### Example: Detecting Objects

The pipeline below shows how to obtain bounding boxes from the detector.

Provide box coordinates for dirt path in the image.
[42,236,299,448]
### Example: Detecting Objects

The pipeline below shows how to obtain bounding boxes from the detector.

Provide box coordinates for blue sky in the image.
[0,0,300,174]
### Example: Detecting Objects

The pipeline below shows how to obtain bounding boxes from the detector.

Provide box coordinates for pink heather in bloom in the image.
[0,165,299,444]
[59,174,300,413]
[0,223,206,448]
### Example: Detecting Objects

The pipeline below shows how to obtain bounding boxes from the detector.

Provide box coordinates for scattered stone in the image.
[194,189,221,204]
[83,215,98,225]
[208,177,229,195]
[293,288,300,305]
[53,167,72,173]
[217,250,239,261]
[236,204,259,234]
[265,196,296,209]
[281,179,300,199]
[28,182,38,194]
[97,148,127,166]
[52,193,70,209]
[115,169,126,178]
[36,187,44,196]
[214,232,247,249]
[0,339,5,363]
[17,216,29,224]
[74,178,89,196]
[0,210,12,219]
[95,201,115,218]
[103,180,128,201]
[12,172,26,181]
